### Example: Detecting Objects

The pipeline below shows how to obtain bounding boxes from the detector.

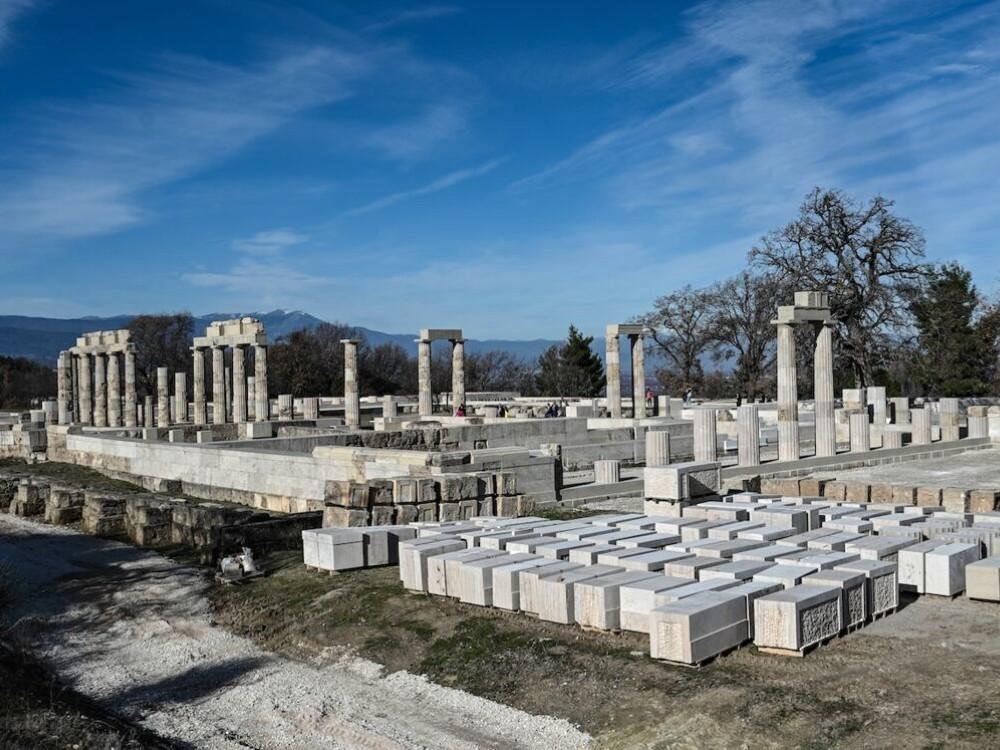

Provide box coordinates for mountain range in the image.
[0,310,563,365]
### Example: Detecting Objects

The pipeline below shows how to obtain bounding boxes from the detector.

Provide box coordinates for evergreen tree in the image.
[910,263,997,396]
[535,325,605,397]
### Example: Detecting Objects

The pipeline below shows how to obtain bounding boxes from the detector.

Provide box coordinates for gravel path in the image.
[0,516,590,750]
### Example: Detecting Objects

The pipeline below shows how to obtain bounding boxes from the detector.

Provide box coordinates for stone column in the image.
[605,329,621,418]
[693,408,718,462]
[968,414,989,439]
[849,412,870,453]
[657,395,671,418]
[451,339,465,414]
[631,333,646,419]
[939,398,961,441]
[911,407,931,445]
[144,395,154,428]
[341,339,361,428]
[889,397,910,424]
[175,372,187,423]
[737,403,760,466]
[867,386,887,426]
[124,347,137,428]
[93,353,107,427]
[813,322,836,458]
[192,347,207,426]
[232,345,247,423]
[882,429,903,449]
[212,346,226,425]
[302,397,319,420]
[594,459,621,484]
[107,352,121,427]
[71,355,79,424]
[79,353,92,426]
[57,351,71,425]
[278,394,293,420]
[224,366,232,422]
[247,376,256,421]
[417,339,432,417]
[254,345,269,422]
[645,430,670,467]
[383,395,397,418]
[775,322,799,462]
[157,367,170,428]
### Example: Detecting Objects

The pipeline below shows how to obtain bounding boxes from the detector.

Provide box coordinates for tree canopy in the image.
[535,325,605,397]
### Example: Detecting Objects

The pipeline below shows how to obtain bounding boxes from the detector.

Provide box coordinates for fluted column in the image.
[645,430,670,467]
[911,407,931,445]
[157,367,170,428]
[174,372,187,423]
[343,339,360,428]
[606,329,621,418]
[92,354,107,427]
[417,339,432,417]
[737,403,760,466]
[79,353,93,425]
[939,398,960,442]
[57,351,71,425]
[107,352,122,427]
[849,412,870,453]
[776,321,799,462]
[123,347,137,427]
[71,355,80,424]
[232,345,247,423]
[631,333,646,419]
[693,408,718,462]
[383,395,397,418]
[192,347,207,425]
[813,322,836,457]
[451,339,465,413]
[254,344,269,421]
[212,346,226,425]
[143,394,154,428]
[247,376,256,421]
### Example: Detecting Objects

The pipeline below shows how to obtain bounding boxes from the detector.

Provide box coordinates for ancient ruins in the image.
[3,293,1000,670]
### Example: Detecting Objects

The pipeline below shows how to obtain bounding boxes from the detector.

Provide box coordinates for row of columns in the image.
[416,337,465,418]
[191,344,269,425]
[57,348,139,427]
[775,320,836,462]
[605,329,646,419]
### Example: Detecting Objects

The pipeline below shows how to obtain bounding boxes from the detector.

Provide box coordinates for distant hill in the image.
[0,310,562,365]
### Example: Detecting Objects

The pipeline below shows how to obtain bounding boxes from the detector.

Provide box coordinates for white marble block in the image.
[313,528,365,572]
[754,584,843,652]
[803,569,867,630]
[619,576,693,633]
[490,558,560,610]
[535,565,621,624]
[573,571,660,630]
[897,539,948,593]
[724,580,782,638]
[362,525,417,567]
[518,562,582,614]
[923,542,981,596]
[459,553,537,606]
[753,563,818,589]
[835,559,899,617]
[965,557,1000,601]
[649,591,749,664]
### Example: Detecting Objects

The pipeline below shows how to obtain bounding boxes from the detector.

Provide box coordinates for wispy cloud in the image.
[0,0,34,52]
[0,46,369,241]
[231,228,309,256]
[183,257,330,298]
[364,5,461,33]
[342,157,504,216]
[363,101,468,161]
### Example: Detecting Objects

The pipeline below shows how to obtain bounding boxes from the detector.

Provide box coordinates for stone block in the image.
[414,502,437,522]
[362,525,417,566]
[167,428,185,443]
[574,571,661,630]
[753,563,818,590]
[519,562,585,614]
[699,560,773,582]
[459,553,538,606]
[649,591,749,664]
[942,488,971,513]
[844,536,915,564]
[663,557,727,579]
[322,506,369,528]
[844,483,871,503]
[644,461,721,501]
[822,481,847,501]
[619,576,693,633]
[427,549,505,597]
[754,584,842,652]
[399,538,466,591]
[242,421,273,439]
[491,559,565,610]
[806,532,864,552]
[916,486,943,507]
[733,544,800,563]
[312,528,365,572]
[965,557,1000,601]
[970,490,1000,513]
[892,485,918,505]
[803,570,866,630]
[924,542,981,596]
[897,540,948,593]
[835,559,899,617]
[724,580,783,639]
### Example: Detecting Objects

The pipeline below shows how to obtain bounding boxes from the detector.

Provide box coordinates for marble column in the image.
[939,397,961,442]
[212,346,226,425]
[867,386,887,426]
[849,412,870,453]
[224,366,232,422]
[302,397,319,420]
[630,333,646,419]
[657,394,671,418]
[93,353,107,427]
[107,352,121,427]
[882,429,903,449]
[192,347,207,426]
[417,339,432,417]
[693,408,718,462]
[247,376,256,421]
[911,407,931,445]
[277,394,293,420]
[175,372,187,423]
[776,322,799,462]
[383,395,397,418]
[968,415,989,439]
[71,355,79,424]
[143,394,154,428]
[124,347,137,428]
[605,330,621,418]
[737,403,760,466]
[594,459,621,484]
[645,430,670,467]
[889,396,910,424]
[157,367,170,428]
[343,339,360,428]
[79,353,93,426]
[254,345,269,422]
[57,351,71,425]
[451,339,465,413]
[813,322,836,458]
[232,345,247,423]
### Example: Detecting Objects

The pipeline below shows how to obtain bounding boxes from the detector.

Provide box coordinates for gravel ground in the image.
[0,515,590,750]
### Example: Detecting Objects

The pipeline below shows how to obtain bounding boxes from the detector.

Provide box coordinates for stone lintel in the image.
[70,329,132,354]
[606,323,645,337]
[419,328,463,342]
[193,317,267,348]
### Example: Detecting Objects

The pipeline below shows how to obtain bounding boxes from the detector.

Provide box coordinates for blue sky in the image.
[1,0,998,339]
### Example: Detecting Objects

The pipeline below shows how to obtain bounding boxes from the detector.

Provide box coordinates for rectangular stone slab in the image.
[535,565,622,624]
[653,579,740,605]
[491,558,562,611]
[568,543,617,564]
[897,540,948,593]
[700,560,774,582]
[399,538,466,591]
[803,570,867,630]
[313,529,365,572]
[753,563,819,590]
[531,539,595,560]
[707,521,766,540]
[806,532,864,552]
[505,536,561,554]
[596,547,655,566]
[427,549,504,597]
[923,542,981,596]
[459,553,538,606]
[619,576,693,633]
[574,571,661,630]
[733,544,801,562]
[693,539,767,559]
[845,537,917,564]
[835,559,899,616]
[725,580,782,638]
[965,557,1000,601]
[617,532,681,549]
[519,562,583,614]
[619,549,694,572]
[663,557,728,579]
[649,591,749,664]
[797,552,861,571]
[362,525,417,567]
[753,584,842,651]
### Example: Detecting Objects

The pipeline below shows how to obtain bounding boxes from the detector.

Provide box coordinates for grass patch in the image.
[930,704,1000,739]
[534,506,606,521]
[0,459,142,493]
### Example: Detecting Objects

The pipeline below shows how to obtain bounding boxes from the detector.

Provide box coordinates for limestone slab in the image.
[532,539,596,560]
[519,562,583,614]
[618,549,694,572]
[924,542,981,596]
[574,570,661,630]
[568,543,617,564]
[459,553,538,606]
[725,580,782,638]
[491,558,562,611]
[844,536,916,564]
[619,576,693,633]
[427,549,504,597]
[753,563,818,589]
[535,565,621,624]
[663,557,727,579]
[700,560,774,582]
[733,544,801,563]
[313,528,365,572]
[754,584,842,652]
[693,539,767,559]
[835,559,899,617]
[965,557,1000,601]
[897,539,948,593]
[803,569,867,630]
[649,591,749,664]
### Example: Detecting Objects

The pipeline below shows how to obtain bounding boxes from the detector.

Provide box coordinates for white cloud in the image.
[0,0,34,52]
[231,228,309,256]
[363,102,468,161]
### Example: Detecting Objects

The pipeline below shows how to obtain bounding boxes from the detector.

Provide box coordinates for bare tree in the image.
[638,285,714,393]
[709,271,784,400]
[750,188,929,387]
[127,313,194,397]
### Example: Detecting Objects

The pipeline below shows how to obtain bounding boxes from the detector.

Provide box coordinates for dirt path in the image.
[0,516,590,750]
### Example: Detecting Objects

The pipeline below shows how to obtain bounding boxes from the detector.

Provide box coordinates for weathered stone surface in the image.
[923,542,981,596]
[649,591,749,664]
[573,570,660,630]
[491,558,563,611]
[965,557,1000,601]
[398,538,465,591]
[753,563,818,590]
[835,559,899,616]
[803,569,866,630]
[754,584,842,651]
[897,539,948,593]
[644,461,721,501]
